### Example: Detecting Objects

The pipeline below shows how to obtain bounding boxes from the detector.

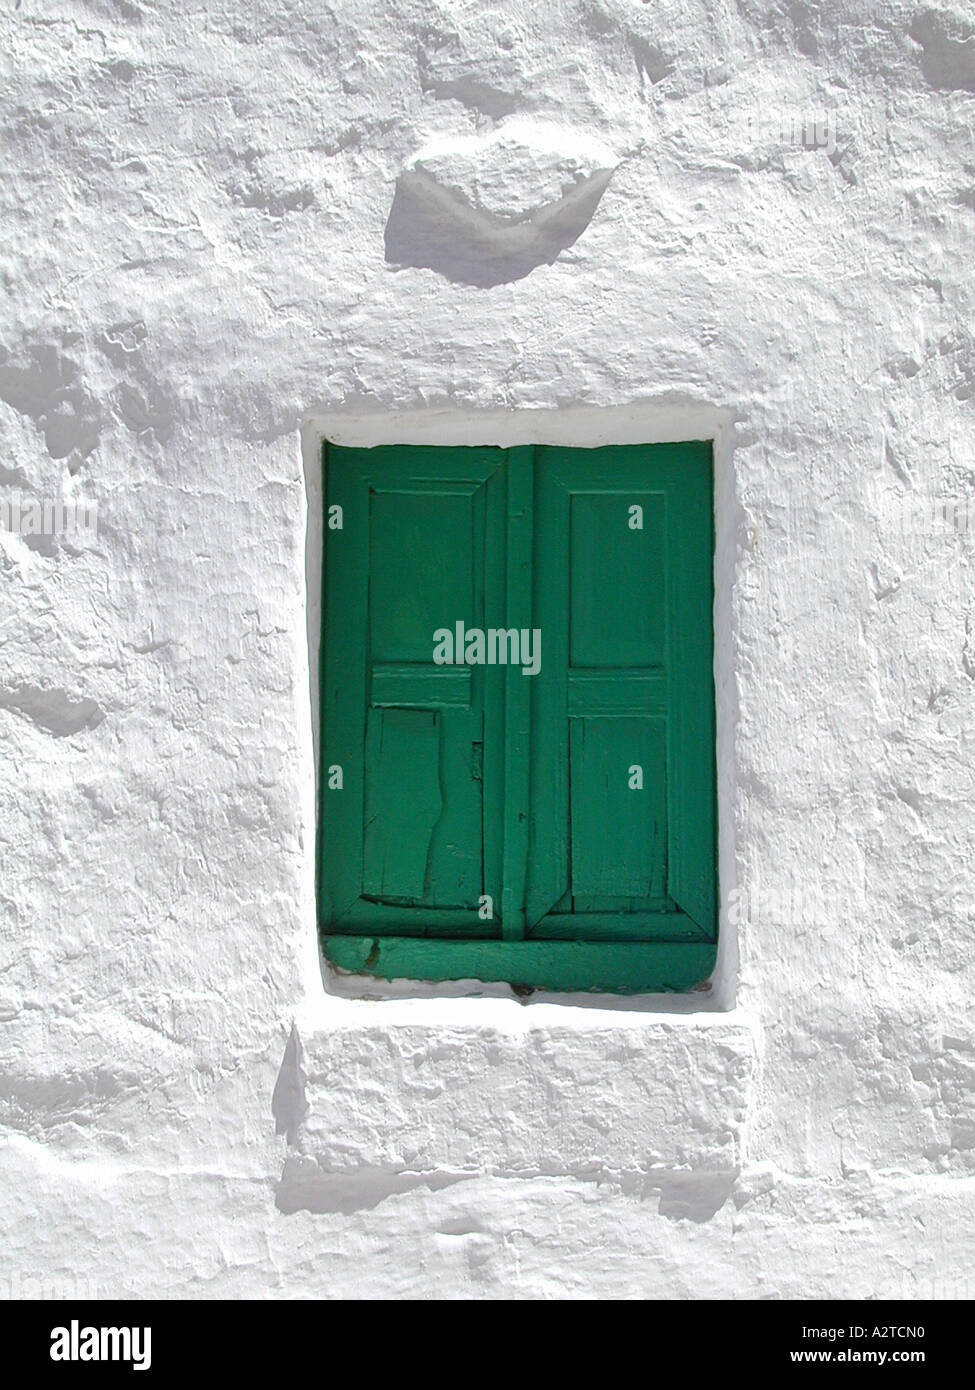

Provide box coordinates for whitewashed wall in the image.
[1,0,973,1299]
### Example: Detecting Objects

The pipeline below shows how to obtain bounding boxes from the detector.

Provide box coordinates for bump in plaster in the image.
[384,121,619,286]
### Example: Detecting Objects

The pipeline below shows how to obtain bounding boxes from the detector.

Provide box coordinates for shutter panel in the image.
[320,444,506,933]
[526,443,715,942]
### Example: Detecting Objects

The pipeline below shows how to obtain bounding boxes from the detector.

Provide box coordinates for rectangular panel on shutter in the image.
[569,492,666,668]
[569,715,667,898]
[363,707,442,901]
[369,488,473,663]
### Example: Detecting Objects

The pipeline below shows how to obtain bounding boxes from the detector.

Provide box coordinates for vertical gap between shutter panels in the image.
[500,445,532,941]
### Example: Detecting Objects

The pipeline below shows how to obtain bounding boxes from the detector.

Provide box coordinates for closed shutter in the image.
[319,444,507,935]
[320,441,716,993]
[527,444,716,943]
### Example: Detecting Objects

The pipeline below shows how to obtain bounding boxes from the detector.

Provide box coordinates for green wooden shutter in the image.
[320,441,717,993]
[319,444,507,935]
[527,444,716,943]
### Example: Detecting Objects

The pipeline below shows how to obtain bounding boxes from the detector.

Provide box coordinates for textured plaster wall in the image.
[1,0,974,1298]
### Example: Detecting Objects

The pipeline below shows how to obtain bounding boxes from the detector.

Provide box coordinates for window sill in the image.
[279,980,757,1212]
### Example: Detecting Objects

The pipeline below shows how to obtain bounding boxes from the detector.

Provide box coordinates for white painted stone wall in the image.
[1,0,974,1299]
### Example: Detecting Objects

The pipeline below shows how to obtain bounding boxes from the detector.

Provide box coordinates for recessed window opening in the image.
[317,441,716,994]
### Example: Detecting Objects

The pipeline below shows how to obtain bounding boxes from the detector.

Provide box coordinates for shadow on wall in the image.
[276,1157,470,1216]
[271,1023,308,1146]
[911,7,975,91]
[384,166,615,288]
